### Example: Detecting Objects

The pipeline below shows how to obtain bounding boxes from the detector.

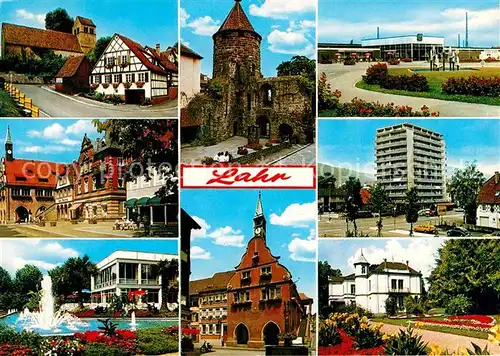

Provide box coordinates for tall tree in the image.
[89,36,112,65]
[449,162,485,224]
[151,259,178,310]
[405,187,419,237]
[318,172,336,189]
[318,261,342,317]
[48,255,97,308]
[0,267,13,311]
[344,177,362,236]
[45,8,74,33]
[277,55,316,81]
[369,184,390,237]
[427,239,500,314]
[13,265,42,310]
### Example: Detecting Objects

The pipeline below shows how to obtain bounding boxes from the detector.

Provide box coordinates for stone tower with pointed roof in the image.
[253,192,266,240]
[212,0,261,79]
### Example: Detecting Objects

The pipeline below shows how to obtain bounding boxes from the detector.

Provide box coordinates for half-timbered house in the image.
[89,34,178,105]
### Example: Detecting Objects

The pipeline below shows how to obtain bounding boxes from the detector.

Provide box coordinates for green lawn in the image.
[373,316,489,340]
[356,67,500,106]
[0,89,21,117]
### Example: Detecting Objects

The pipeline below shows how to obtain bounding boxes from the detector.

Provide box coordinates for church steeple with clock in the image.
[5,126,13,161]
[253,192,266,240]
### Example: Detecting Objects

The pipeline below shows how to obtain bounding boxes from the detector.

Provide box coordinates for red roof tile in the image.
[75,16,95,27]
[180,107,202,128]
[478,174,500,205]
[2,23,82,53]
[56,55,86,78]
[216,0,260,39]
[3,159,66,188]
[189,271,235,295]
[117,34,177,75]
[299,292,312,301]
[181,43,203,60]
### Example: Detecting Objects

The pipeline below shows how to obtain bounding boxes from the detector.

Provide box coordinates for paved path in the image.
[319,62,500,117]
[16,85,178,117]
[269,144,316,165]
[380,323,500,354]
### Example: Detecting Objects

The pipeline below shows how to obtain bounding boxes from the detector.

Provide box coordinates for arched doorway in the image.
[279,123,293,142]
[235,323,249,345]
[256,116,270,137]
[15,206,29,223]
[262,321,280,346]
[261,84,273,107]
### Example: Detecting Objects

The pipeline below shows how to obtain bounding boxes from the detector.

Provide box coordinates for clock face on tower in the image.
[255,227,262,235]
[7,150,12,154]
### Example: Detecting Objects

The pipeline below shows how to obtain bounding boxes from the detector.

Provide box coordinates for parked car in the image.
[414,224,438,234]
[418,209,432,217]
[446,227,471,237]
[358,211,373,218]
[454,208,465,213]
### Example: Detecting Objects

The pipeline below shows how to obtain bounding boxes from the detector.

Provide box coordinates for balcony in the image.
[389,288,410,293]
[377,156,407,163]
[94,279,117,289]
[376,148,408,156]
[232,300,252,306]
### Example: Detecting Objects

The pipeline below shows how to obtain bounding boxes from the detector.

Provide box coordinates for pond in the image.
[1,313,177,336]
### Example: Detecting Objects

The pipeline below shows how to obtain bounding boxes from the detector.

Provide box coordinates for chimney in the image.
[155,43,161,55]
[495,171,499,184]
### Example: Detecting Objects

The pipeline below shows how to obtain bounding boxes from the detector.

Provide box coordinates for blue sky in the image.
[318,119,500,178]
[0,239,178,276]
[0,0,178,50]
[182,189,317,309]
[181,0,316,77]
[318,0,499,48]
[0,120,102,163]
[318,239,445,282]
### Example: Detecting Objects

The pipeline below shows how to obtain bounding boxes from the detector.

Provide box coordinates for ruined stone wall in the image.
[213,31,261,79]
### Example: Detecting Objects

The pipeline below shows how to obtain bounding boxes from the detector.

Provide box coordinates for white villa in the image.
[329,251,422,314]
[476,172,500,229]
[90,34,178,105]
[91,250,177,309]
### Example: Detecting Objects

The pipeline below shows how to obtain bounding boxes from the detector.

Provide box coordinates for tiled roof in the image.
[4,159,66,187]
[299,292,312,301]
[216,0,260,38]
[117,34,177,75]
[56,55,86,78]
[372,261,419,274]
[180,107,202,128]
[75,16,95,27]
[2,23,82,53]
[181,43,203,60]
[189,271,235,295]
[478,174,500,205]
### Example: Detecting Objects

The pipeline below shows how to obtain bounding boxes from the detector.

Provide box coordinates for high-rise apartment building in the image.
[375,123,446,204]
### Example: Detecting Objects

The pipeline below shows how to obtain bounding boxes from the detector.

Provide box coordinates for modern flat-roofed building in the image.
[91,250,177,309]
[375,123,446,205]
[361,35,444,61]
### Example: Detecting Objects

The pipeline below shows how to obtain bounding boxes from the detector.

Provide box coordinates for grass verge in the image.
[0,90,22,117]
[356,67,500,106]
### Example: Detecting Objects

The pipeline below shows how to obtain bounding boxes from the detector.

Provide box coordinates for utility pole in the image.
[465,12,469,47]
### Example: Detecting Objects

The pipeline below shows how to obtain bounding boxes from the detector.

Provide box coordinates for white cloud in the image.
[208,226,245,247]
[191,246,212,260]
[270,202,316,227]
[65,120,95,136]
[20,145,72,154]
[15,9,44,26]
[249,0,316,19]
[319,7,499,46]
[268,21,315,57]
[288,228,316,262]
[42,123,65,139]
[191,216,211,239]
[346,240,443,282]
[186,16,221,36]
[180,7,189,27]
[0,240,79,274]
[61,138,80,146]
[22,146,42,153]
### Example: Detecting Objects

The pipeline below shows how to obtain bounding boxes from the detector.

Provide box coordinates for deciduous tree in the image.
[344,177,362,236]
[405,187,419,237]
[449,162,485,224]
[369,184,390,237]
[318,261,342,317]
[45,8,74,33]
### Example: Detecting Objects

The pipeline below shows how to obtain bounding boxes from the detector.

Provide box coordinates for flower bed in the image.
[319,329,384,355]
[380,73,429,92]
[415,314,496,332]
[442,76,500,97]
[388,59,400,65]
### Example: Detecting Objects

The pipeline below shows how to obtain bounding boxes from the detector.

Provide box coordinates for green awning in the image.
[125,198,137,208]
[147,196,163,206]
[136,197,150,207]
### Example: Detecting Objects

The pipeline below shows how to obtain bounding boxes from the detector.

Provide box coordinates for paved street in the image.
[319,212,468,237]
[16,85,178,117]
[268,144,316,165]
[319,61,500,117]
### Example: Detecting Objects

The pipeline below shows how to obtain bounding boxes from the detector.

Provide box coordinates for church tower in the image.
[253,192,266,240]
[5,126,13,161]
[72,16,97,54]
[212,0,261,79]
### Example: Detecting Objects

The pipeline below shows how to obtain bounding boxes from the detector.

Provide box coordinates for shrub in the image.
[381,74,429,92]
[0,343,34,355]
[83,342,132,356]
[445,295,472,316]
[104,94,124,105]
[385,296,397,316]
[245,143,262,150]
[0,325,42,351]
[388,59,400,65]
[485,57,498,62]
[318,321,341,347]
[383,325,428,355]
[442,76,500,97]
[354,324,383,350]
[344,58,356,65]
[136,328,178,354]
[344,314,362,336]
[318,72,342,112]
[40,338,84,355]
[92,91,105,102]
[363,63,388,85]
[401,58,413,62]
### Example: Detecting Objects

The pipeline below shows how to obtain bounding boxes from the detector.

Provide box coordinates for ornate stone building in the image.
[183,0,314,144]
